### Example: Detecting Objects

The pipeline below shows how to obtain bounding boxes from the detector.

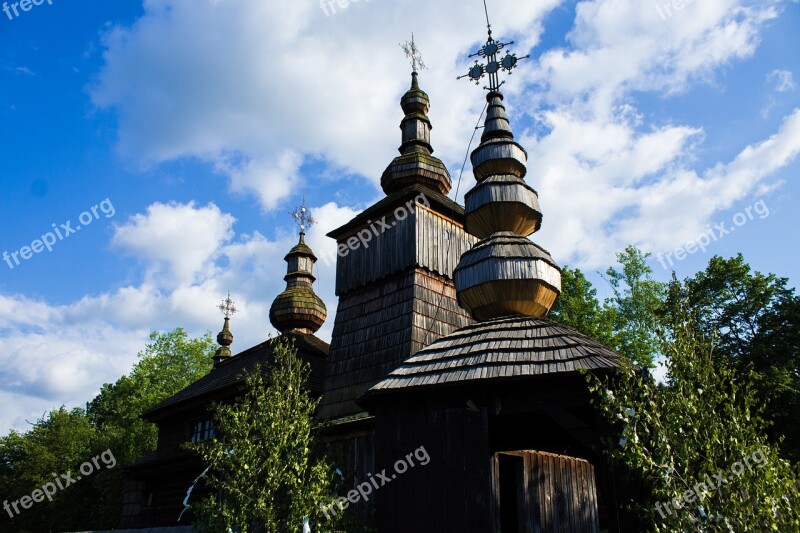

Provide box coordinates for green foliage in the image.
[549,265,615,347]
[668,255,800,461]
[0,328,215,532]
[551,247,665,368]
[586,300,800,532]
[0,407,115,532]
[190,337,341,532]
[603,246,666,368]
[88,328,215,462]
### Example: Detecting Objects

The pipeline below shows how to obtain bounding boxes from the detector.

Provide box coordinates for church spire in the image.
[381,35,452,196]
[454,22,561,321]
[269,200,327,334]
[213,293,237,367]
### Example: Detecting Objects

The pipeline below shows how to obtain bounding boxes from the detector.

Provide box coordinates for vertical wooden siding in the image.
[374,401,493,533]
[335,205,477,295]
[494,450,599,533]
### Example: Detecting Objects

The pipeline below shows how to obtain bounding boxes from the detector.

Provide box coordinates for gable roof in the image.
[143,333,329,421]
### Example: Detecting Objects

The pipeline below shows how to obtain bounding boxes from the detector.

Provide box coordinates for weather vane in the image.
[218,292,237,319]
[457,0,529,91]
[290,196,315,234]
[400,33,426,73]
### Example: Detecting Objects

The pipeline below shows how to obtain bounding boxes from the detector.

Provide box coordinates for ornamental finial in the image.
[290,196,315,235]
[214,292,236,367]
[218,292,237,319]
[457,1,529,91]
[400,33,426,74]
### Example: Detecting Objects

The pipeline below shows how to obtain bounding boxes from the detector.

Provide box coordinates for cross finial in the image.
[290,196,315,234]
[218,292,237,319]
[457,2,529,91]
[400,33,426,73]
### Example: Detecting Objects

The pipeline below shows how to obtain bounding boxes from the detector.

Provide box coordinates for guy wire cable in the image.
[422,100,488,348]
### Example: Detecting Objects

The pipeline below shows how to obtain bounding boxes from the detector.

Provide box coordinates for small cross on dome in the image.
[218,292,237,319]
[290,197,315,234]
[400,34,426,74]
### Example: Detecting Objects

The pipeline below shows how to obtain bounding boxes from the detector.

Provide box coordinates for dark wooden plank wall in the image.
[328,431,375,486]
[319,270,419,420]
[335,204,477,295]
[374,400,493,533]
[415,206,477,280]
[335,206,415,295]
[120,460,202,528]
[321,198,477,421]
[319,267,473,421]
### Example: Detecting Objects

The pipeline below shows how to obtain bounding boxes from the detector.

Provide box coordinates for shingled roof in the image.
[143,333,329,420]
[365,316,619,396]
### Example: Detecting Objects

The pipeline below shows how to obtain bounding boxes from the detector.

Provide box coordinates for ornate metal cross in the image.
[218,292,237,319]
[457,3,528,91]
[400,33,426,73]
[291,197,315,234]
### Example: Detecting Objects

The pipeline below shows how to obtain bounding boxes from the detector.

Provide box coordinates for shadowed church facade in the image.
[120,28,629,533]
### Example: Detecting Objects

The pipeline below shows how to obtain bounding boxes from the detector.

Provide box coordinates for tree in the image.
[88,328,215,461]
[670,254,800,461]
[85,328,216,526]
[0,328,217,532]
[549,266,615,347]
[586,299,800,531]
[190,337,341,532]
[0,407,110,532]
[603,246,666,368]
[551,247,665,368]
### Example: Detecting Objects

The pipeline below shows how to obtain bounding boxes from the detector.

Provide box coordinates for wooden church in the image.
[120,26,627,533]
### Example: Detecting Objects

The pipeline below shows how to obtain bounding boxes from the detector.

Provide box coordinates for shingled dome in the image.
[381,72,452,195]
[269,232,327,335]
[454,89,561,321]
[366,316,620,395]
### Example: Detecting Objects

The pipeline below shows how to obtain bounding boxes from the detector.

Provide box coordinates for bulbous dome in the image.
[269,233,327,334]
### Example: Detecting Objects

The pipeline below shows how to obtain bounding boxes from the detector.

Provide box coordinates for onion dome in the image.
[455,92,561,321]
[453,32,561,321]
[464,92,543,238]
[269,232,327,334]
[381,72,452,196]
[213,293,237,368]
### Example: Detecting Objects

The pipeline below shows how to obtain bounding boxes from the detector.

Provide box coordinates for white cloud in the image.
[529,105,800,268]
[512,0,799,267]
[90,0,561,210]
[0,199,357,433]
[112,201,235,285]
[767,69,796,93]
[0,292,147,431]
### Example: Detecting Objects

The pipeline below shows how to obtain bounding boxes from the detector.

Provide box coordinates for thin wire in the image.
[422,101,488,348]
[483,0,492,32]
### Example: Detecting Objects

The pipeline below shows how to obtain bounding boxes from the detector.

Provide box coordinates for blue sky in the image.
[1,0,799,433]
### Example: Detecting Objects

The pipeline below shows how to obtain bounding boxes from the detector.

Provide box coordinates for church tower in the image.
[363,24,621,532]
[318,39,476,428]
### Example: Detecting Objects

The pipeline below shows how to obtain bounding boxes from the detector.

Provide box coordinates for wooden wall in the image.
[319,267,473,421]
[335,204,477,295]
[373,399,494,533]
[493,451,599,533]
